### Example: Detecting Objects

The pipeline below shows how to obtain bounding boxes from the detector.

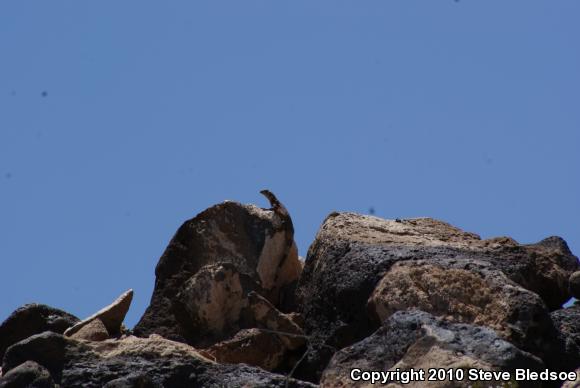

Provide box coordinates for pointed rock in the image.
[64,289,133,338]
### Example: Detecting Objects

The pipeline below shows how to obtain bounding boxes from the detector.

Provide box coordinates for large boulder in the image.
[0,332,316,388]
[320,310,545,388]
[0,304,79,362]
[295,213,578,381]
[134,193,302,347]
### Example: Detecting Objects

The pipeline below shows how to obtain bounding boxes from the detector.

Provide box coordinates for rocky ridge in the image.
[1,193,579,387]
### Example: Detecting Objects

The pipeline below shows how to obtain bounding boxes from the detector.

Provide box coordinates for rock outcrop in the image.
[1,195,578,387]
[295,213,578,381]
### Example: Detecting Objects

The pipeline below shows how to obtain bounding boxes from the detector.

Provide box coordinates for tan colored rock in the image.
[64,289,133,337]
[256,226,292,291]
[178,290,305,372]
[177,263,246,339]
[248,291,305,350]
[368,262,546,345]
[201,328,286,371]
[69,318,109,341]
[269,241,303,291]
[86,334,212,361]
[315,214,482,249]
[134,195,303,344]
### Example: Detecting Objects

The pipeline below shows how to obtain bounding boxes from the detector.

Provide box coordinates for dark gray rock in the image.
[2,332,67,382]
[0,304,79,361]
[321,310,545,388]
[569,272,580,299]
[0,360,55,388]
[102,374,161,388]
[551,303,580,371]
[1,333,316,388]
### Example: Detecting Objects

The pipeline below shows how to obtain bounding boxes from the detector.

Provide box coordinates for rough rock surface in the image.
[64,289,133,338]
[367,261,557,358]
[134,196,302,346]
[2,332,67,381]
[0,304,79,362]
[0,360,54,388]
[198,292,307,372]
[1,332,316,388]
[175,263,252,345]
[320,310,544,388]
[201,328,287,371]
[569,272,580,299]
[247,291,305,350]
[551,303,580,371]
[69,318,110,341]
[295,213,578,380]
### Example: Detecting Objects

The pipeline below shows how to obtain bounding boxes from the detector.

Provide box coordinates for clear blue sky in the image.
[1,2,579,328]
